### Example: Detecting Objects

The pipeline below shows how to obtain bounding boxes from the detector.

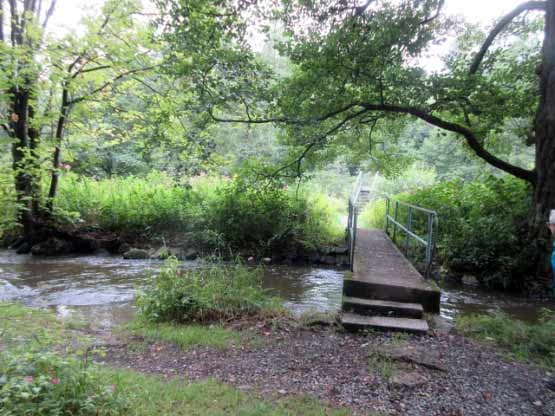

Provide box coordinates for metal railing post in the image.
[392,201,399,243]
[385,198,390,233]
[425,213,434,277]
[381,199,438,279]
[405,206,412,255]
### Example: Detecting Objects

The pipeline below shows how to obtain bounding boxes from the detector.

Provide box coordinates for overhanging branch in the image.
[469,1,546,75]
[360,102,537,183]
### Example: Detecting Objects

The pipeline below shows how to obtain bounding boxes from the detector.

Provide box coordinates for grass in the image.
[0,303,65,350]
[102,371,350,416]
[456,309,555,368]
[0,303,351,416]
[124,319,260,351]
[49,171,345,255]
[368,348,393,381]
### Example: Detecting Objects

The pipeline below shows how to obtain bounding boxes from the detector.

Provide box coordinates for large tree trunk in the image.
[10,88,36,240]
[46,87,69,212]
[531,0,555,277]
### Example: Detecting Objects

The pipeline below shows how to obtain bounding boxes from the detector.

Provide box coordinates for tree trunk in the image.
[531,0,555,277]
[10,88,36,240]
[46,87,69,212]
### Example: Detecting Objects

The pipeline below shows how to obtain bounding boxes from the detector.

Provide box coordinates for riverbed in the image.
[0,250,553,329]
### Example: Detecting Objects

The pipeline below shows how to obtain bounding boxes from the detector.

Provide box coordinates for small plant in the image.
[368,348,393,380]
[0,351,126,415]
[136,258,283,323]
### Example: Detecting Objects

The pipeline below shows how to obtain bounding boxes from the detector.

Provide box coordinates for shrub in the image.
[202,168,343,255]
[0,351,126,415]
[136,258,282,323]
[360,176,531,288]
[456,310,555,368]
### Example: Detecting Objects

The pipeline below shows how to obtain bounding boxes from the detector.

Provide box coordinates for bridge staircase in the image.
[343,173,440,334]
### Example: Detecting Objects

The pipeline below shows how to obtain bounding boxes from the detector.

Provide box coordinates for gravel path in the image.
[100,324,555,416]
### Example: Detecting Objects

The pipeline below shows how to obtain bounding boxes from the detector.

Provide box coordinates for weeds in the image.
[368,348,393,381]
[456,309,555,368]
[0,351,127,415]
[136,258,283,323]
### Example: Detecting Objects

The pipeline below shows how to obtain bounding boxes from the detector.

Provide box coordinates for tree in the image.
[0,0,57,239]
[0,0,155,242]
[206,0,554,282]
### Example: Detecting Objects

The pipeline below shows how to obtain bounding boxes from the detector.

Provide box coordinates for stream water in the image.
[0,250,553,329]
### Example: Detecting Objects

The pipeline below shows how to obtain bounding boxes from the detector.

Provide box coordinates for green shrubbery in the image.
[456,310,555,368]
[0,351,126,415]
[202,173,343,254]
[360,176,532,288]
[49,170,343,255]
[136,258,282,323]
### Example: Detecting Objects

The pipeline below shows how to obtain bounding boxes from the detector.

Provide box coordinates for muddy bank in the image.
[100,322,555,416]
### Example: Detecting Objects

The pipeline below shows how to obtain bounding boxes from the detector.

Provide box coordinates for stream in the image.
[0,250,553,329]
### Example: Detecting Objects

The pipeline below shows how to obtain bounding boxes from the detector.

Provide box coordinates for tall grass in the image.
[136,259,283,323]
[55,172,195,235]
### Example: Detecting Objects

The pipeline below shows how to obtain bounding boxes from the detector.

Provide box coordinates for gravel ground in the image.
[99,323,555,416]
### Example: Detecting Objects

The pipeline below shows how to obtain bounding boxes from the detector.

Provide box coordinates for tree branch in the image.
[68,65,156,104]
[360,102,537,183]
[208,102,362,125]
[420,0,445,25]
[42,0,55,29]
[469,1,546,74]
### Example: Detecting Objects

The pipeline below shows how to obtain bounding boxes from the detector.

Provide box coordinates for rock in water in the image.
[123,248,150,260]
[31,238,73,256]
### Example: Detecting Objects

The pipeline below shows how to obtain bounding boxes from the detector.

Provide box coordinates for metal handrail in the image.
[347,172,364,271]
[385,198,438,278]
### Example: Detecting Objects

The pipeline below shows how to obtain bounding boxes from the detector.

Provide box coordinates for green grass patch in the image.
[0,303,64,350]
[103,370,350,416]
[456,309,555,368]
[124,320,258,351]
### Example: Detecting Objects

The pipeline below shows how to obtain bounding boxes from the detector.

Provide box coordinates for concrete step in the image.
[342,297,423,319]
[343,278,440,313]
[341,313,429,334]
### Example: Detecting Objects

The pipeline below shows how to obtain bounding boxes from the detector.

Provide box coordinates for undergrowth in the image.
[456,309,555,368]
[136,258,284,323]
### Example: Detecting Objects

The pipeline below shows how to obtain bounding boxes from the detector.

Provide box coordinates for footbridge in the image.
[343,173,441,334]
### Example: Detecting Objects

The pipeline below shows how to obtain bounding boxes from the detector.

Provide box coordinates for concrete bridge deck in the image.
[342,229,440,334]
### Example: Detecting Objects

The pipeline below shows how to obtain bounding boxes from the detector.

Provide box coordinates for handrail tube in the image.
[385,197,438,278]
[386,217,428,246]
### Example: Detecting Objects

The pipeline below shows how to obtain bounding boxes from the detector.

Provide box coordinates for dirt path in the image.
[99,325,555,416]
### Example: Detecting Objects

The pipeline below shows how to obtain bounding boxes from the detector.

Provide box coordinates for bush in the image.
[456,310,555,368]
[201,169,343,255]
[0,351,126,415]
[360,176,532,288]
[136,258,282,323]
